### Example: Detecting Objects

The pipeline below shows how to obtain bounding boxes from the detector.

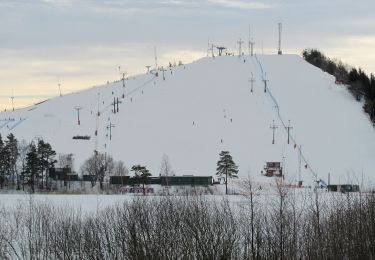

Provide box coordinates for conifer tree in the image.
[131,165,151,195]
[37,139,57,189]
[216,151,238,195]
[5,133,19,182]
[25,143,39,193]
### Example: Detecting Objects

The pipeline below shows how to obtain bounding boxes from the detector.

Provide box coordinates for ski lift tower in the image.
[74,106,82,125]
[278,23,282,55]
[216,46,226,56]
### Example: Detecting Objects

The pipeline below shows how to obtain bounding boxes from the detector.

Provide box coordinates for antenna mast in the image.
[278,22,282,55]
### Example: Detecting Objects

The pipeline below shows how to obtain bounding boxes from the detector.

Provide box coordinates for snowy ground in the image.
[1,54,375,186]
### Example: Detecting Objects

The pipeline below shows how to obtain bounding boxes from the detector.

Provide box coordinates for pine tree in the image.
[37,139,57,189]
[25,143,39,193]
[216,151,238,195]
[4,133,19,184]
[0,134,5,187]
[131,165,151,195]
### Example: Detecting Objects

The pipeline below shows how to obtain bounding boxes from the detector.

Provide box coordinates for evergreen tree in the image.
[0,134,5,187]
[37,139,57,189]
[216,151,238,195]
[131,165,151,195]
[4,133,19,183]
[25,143,39,193]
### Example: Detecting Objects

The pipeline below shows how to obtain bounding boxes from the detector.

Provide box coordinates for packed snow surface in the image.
[1,54,375,185]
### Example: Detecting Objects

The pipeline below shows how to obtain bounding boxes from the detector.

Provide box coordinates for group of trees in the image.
[78,150,239,195]
[0,133,18,187]
[79,153,154,192]
[303,49,375,122]
[1,190,375,259]
[0,133,57,192]
[2,133,239,194]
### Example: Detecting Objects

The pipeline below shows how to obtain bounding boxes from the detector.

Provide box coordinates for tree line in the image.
[303,49,375,122]
[1,131,239,194]
[0,187,374,259]
[0,133,57,192]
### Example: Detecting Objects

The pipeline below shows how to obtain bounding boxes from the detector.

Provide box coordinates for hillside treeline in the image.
[303,49,375,121]
[1,188,375,259]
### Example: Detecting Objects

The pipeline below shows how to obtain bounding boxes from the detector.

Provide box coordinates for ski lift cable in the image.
[252,55,319,181]
[97,75,157,115]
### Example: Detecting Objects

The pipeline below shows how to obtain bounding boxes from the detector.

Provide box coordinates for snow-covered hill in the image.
[1,54,375,185]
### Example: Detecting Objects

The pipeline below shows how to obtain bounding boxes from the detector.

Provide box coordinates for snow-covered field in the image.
[1,54,375,186]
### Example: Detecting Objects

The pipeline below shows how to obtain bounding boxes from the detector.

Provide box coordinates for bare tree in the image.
[80,153,114,189]
[58,153,74,171]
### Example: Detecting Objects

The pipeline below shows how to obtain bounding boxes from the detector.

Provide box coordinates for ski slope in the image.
[1,54,375,185]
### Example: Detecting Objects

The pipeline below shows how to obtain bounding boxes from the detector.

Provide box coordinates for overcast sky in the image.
[1,0,374,110]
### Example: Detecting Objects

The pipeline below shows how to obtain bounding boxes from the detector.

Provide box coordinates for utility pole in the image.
[154,46,158,70]
[248,25,251,55]
[237,38,244,56]
[97,92,101,117]
[263,72,269,93]
[250,39,255,56]
[298,145,302,184]
[107,123,115,141]
[112,97,116,114]
[285,120,293,144]
[58,83,62,97]
[11,90,15,111]
[249,73,255,93]
[74,106,82,125]
[270,120,278,144]
[118,66,121,78]
[207,38,210,57]
[146,65,151,73]
[248,26,254,56]
[161,67,167,80]
[116,97,119,113]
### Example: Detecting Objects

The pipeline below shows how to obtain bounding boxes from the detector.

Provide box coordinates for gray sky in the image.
[1,0,374,109]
